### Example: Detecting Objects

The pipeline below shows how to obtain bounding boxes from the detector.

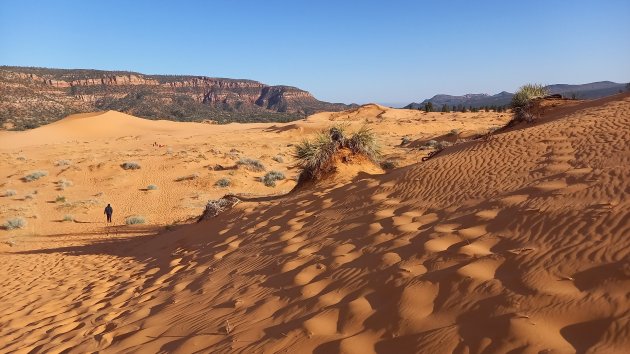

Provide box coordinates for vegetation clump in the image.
[272,155,284,163]
[511,84,549,123]
[237,158,266,172]
[294,125,380,183]
[54,160,71,166]
[380,160,397,170]
[56,179,73,190]
[215,178,231,188]
[121,161,141,170]
[63,215,75,222]
[198,195,241,221]
[1,190,17,197]
[262,171,286,187]
[125,215,146,225]
[147,184,158,190]
[2,217,26,230]
[22,171,48,182]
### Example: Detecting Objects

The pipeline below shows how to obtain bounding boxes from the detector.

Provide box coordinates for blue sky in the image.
[1,0,629,105]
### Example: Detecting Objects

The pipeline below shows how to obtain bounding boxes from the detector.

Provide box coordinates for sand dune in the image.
[1,96,629,353]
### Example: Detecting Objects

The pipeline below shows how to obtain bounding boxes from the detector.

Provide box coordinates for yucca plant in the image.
[511,83,549,123]
[511,84,548,109]
[294,125,380,183]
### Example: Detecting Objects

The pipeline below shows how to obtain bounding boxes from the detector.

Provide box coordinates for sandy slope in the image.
[1,97,628,353]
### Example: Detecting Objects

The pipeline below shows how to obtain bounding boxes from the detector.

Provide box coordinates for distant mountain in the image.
[0,66,355,130]
[404,81,627,110]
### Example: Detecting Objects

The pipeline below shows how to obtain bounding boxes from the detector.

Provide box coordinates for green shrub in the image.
[125,215,146,225]
[262,171,286,187]
[294,125,380,182]
[23,171,48,182]
[237,158,266,172]
[215,178,231,188]
[2,217,26,230]
[121,161,141,170]
[1,190,16,197]
[147,184,158,190]
[511,84,548,109]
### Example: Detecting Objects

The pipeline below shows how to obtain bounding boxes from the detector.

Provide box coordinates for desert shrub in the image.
[262,170,286,187]
[23,170,48,182]
[121,161,141,170]
[2,217,26,230]
[237,158,266,172]
[400,136,411,145]
[175,173,199,182]
[63,214,75,222]
[1,190,16,197]
[380,160,397,170]
[125,215,146,225]
[147,184,158,190]
[294,125,380,182]
[511,84,548,109]
[199,195,240,221]
[215,178,231,188]
[56,178,73,190]
[449,129,461,136]
[54,160,71,166]
[55,195,66,203]
[272,155,284,163]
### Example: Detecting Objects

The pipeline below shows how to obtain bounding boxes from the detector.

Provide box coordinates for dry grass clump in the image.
[2,217,26,230]
[1,190,17,197]
[198,195,241,221]
[125,215,146,225]
[63,214,75,222]
[215,178,231,188]
[54,159,71,166]
[56,178,73,190]
[237,158,266,172]
[272,155,284,163]
[262,171,285,187]
[147,184,158,190]
[294,125,380,182]
[511,83,549,123]
[121,161,141,170]
[55,195,66,203]
[22,170,48,182]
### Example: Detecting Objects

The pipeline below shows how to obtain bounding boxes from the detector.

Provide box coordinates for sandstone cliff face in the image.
[0,66,352,129]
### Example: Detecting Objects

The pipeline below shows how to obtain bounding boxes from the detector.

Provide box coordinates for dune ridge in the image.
[0,95,629,353]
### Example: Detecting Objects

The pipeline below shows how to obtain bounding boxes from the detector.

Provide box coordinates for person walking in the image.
[104,204,113,223]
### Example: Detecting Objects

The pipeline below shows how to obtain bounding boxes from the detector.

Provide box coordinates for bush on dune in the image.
[2,217,26,230]
[262,171,285,187]
[237,158,266,172]
[511,83,549,123]
[121,161,141,170]
[125,215,146,225]
[215,178,230,188]
[22,171,48,182]
[294,125,380,183]
[1,190,17,197]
